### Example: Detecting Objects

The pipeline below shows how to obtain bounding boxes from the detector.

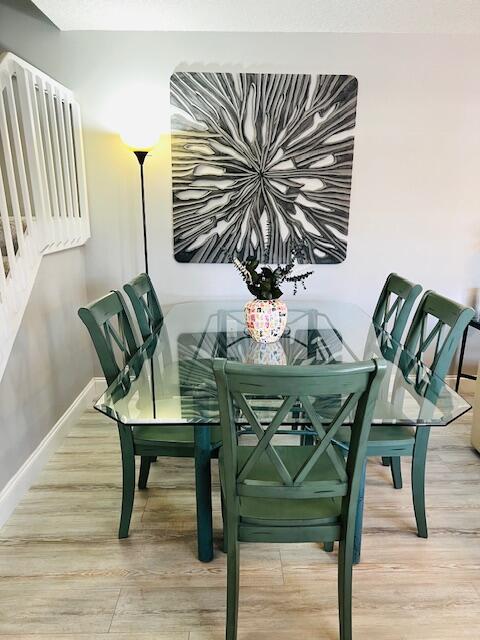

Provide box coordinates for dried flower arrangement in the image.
[233,245,313,301]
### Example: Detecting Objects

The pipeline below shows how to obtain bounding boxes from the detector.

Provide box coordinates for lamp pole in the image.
[133,150,149,275]
[132,149,156,418]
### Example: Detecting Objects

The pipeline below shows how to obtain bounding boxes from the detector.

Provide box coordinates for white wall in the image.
[1,0,479,371]
[74,33,480,317]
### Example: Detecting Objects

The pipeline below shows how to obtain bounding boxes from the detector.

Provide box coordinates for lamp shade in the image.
[113,82,163,151]
[120,123,159,151]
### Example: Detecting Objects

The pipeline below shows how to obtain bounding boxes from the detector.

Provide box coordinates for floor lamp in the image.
[120,132,159,419]
[120,132,159,276]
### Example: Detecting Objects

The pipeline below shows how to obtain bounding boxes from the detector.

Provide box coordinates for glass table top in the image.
[95,300,471,427]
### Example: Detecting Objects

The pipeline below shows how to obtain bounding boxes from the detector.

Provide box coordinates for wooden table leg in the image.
[194,425,214,562]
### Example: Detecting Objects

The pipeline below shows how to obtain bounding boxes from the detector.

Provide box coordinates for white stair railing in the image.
[0,52,90,381]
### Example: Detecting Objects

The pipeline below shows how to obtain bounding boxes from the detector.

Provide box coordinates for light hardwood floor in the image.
[1,383,479,639]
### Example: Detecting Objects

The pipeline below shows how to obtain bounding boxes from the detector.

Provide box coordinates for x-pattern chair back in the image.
[233,391,356,488]
[401,290,475,394]
[373,273,422,345]
[78,291,138,386]
[124,273,163,341]
[214,358,385,501]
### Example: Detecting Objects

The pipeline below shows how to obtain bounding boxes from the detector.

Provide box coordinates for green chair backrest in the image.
[213,359,385,503]
[78,291,138,386]
[373,273,422,344]
[402,290,474,384]
[123,273,163,341]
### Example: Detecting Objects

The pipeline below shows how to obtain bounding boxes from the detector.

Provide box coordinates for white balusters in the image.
[0,51,90,381]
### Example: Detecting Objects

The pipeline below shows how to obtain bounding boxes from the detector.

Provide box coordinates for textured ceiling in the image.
[30,0,480,33]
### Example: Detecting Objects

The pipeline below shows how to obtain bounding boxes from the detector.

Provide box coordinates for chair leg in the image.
[226,528,240,640]
[138,456,154,490]
[352,460,367,564]
[412,427,430,539]
[117,425,136,539]
[221,491,227,554]
[390,456,403,489]
[381,456,391,467]
[338,538,354,640]
[324,541,334,552]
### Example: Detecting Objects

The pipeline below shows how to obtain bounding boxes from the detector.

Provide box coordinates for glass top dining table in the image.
[96,299,470,428]
[95,299,471,562]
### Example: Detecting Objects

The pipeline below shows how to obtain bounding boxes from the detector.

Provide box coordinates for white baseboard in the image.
[93,376,107,397]
[0,377,97,529]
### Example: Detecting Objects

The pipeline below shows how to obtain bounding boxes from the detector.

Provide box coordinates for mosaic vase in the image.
[244,299,288,343]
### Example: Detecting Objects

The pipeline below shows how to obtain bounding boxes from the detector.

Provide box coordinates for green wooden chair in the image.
[78,291,138,387]
[123,272,163,341]
[213,357,386,640]
[372,272,422,345]
[372,273,422,474]
[78,291,221,550]
[336,290,474,562]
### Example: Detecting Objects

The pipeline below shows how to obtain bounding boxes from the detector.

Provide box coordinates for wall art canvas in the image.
[170,72,358,264]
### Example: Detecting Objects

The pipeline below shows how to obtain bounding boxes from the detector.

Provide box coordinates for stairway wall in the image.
[0,247,93,492]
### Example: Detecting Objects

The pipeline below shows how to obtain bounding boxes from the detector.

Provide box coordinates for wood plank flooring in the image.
[1,382,479,639]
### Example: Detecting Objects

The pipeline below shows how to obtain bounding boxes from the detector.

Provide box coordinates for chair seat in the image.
[221,445,344,526]
[134,424,222,448]
[335,424,415,448]
[240,494,342,526]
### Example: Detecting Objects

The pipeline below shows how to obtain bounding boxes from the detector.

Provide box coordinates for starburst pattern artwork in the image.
[170,72,358,264]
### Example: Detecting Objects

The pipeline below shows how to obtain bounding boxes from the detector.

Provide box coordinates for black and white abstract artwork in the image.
[170,72,358,264]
